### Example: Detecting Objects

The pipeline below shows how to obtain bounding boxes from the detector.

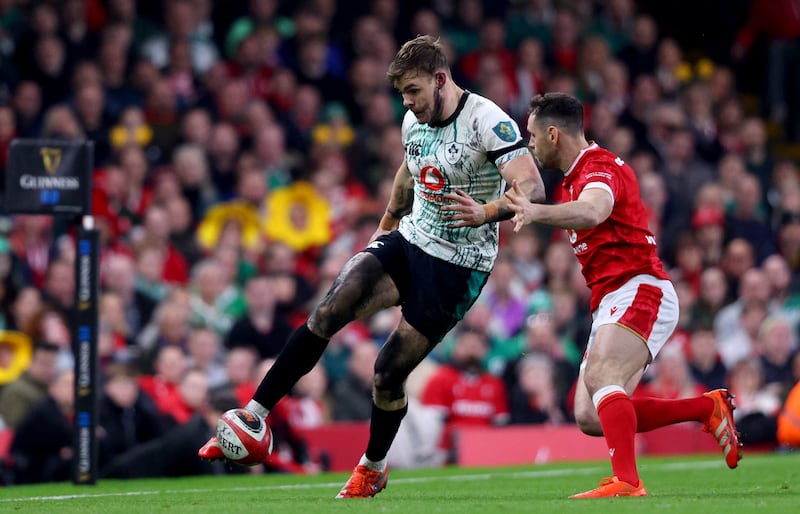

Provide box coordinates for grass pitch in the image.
[1,452,798,514]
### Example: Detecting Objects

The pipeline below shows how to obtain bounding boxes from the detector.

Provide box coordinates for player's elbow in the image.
[573,204,606,229]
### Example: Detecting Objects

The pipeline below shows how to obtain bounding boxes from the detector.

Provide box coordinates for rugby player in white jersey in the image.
[199,35,545,498]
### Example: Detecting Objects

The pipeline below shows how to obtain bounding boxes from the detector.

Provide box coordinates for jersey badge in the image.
[445,141,463,164]
[492,121,517,142]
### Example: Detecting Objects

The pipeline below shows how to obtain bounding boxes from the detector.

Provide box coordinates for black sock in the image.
[365,402,408,462]
[252,323,329,409]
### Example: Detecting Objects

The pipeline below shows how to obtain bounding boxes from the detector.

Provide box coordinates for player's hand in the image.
[442,188,486,228]
[504,179,531,232]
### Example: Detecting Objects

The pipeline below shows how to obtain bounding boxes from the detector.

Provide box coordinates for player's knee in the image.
[308,304,351,338]
[373,370,405,401]
[574,408,603,436]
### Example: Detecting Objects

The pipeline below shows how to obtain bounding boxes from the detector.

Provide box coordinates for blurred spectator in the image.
[756,316,796,397]
[12,81,43,138]
[99,291,133,352]
[41,259,75,316]
[686,326,727,390]
[422,328,509,461]
[508,352,570,425]
[479,251,527,341]
[139,344,187,413]
[0,341,59,430]
[660,129,715,242]
[172,143,217,219]
[653,37,685,99]
[6,287,42,334]
[762,253,800,326]
[98,363,164,468]
[206,122,241,200]
[139,0,219,74]
[444,0,484,56]
[132,204,190,285]
[618,14,659,81]
[226,275,292,361]
[186,327,227,389]
[7,215,53,289]
[459,16,516,90]
[690,266,729,330]
[511,37,548,120]
[587,0,635,53]
[331,341,378,421]
[188,259,246,337]
[681,81,723,163]
[103,253,156,339]
[726,175,773,264]
[726,358,780,446]
[8,369,74,484]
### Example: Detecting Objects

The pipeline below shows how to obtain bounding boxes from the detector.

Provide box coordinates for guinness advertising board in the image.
[4,139,93,215]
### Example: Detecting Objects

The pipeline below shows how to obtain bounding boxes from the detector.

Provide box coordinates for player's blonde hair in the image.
[387,35,449,85]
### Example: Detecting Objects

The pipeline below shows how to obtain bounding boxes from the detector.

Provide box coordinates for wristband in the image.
[482,203,499,223]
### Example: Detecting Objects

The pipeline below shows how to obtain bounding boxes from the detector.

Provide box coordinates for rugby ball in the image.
[216,408,273,466]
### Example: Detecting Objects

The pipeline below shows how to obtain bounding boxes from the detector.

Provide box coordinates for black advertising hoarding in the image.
[72,226,99,484]
[4,139,93,215]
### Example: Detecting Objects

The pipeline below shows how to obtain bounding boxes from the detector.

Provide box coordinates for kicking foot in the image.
[198,436,225,461]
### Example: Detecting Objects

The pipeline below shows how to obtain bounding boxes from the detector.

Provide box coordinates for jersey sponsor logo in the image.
[420,165,445,191]
[445,141,463,164]
[492,121,517,142]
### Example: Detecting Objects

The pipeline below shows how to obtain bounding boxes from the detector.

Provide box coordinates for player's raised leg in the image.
[199,253,399,463]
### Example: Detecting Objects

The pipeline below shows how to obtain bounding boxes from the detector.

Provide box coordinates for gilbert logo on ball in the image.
[217,408,273,466]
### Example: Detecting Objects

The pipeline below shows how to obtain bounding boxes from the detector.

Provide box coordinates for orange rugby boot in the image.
[703,389,743,469]
[198,436,225,461]
[335,464,389,498]
[569,476,648,498]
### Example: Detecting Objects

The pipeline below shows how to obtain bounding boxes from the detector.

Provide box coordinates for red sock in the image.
[596,391,639,486]
[632,396,714,432]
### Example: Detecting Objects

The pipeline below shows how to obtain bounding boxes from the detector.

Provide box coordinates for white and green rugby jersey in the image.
[398,91,529,272]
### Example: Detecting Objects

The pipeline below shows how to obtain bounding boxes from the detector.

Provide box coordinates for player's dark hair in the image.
[528,93,584,135]
[387,35,449,85]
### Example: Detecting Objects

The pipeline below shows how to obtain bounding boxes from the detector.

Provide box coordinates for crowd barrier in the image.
[296,421,750,472]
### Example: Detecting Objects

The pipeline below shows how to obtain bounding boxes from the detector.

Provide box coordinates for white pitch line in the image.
[0,459,727,503]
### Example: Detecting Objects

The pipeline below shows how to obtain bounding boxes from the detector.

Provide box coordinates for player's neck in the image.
[559,136,591,172]
[439,84,465,120]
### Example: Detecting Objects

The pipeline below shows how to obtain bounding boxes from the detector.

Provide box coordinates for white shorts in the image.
[582,274,679,367]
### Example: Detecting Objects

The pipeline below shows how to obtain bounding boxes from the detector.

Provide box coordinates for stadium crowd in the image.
[1,0,800,483]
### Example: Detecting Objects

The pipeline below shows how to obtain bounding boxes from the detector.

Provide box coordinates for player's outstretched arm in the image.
[442,153,544,228]
[505,179,612,232]
[371,160,414,241]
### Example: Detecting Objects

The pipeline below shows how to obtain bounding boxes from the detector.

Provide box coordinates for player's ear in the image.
[435,72,446,89]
